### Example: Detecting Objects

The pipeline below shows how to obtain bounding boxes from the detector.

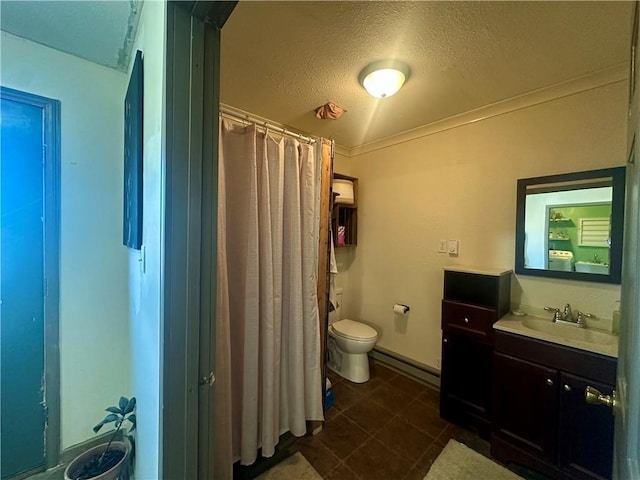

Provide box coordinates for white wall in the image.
[1,32,132,448]
[342,80,627,370]
[126,1,166,478]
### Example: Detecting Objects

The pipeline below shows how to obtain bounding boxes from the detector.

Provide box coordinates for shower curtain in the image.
[214,120,324,477]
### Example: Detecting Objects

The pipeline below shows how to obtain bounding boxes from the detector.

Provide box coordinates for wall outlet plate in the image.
[448,240,459,255]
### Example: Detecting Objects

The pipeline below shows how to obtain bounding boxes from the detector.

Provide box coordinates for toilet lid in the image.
[331,319,377,341]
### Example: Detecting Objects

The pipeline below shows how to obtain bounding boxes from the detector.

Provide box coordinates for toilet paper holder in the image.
[393,304,410,314]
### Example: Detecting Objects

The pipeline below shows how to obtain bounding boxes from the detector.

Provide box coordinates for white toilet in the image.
[328,289,378,383]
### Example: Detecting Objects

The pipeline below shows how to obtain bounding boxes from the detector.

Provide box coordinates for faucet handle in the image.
[575,311,595,325]
[544,306,563,322]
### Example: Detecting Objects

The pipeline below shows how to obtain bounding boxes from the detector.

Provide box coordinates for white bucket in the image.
[333,179,354,205]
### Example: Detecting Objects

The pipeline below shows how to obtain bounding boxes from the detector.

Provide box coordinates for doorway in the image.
[0,87,60,479]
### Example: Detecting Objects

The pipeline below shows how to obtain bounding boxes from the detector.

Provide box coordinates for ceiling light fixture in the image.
[359,60,411,98]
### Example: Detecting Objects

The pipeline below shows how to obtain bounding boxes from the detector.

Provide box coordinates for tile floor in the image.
[26,361,539,480]
[298,361,493,480]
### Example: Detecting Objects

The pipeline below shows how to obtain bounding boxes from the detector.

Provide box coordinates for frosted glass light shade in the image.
[360,61,410,98]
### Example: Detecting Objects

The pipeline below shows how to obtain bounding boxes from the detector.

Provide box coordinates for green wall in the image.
[548,203,611,264]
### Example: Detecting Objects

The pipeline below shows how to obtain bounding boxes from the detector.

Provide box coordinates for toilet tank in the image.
[329,288,343,325]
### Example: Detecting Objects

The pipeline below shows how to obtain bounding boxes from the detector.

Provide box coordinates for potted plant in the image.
[64,396,136,480]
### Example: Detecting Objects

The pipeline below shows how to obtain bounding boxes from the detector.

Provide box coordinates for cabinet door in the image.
[493,352,558,462]
[558,373,614,480]
[441,333,493,421]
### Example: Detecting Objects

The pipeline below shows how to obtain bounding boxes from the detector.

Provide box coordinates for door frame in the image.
[162,2,235,478]
[615,2,640,478]
[0,86,61,473]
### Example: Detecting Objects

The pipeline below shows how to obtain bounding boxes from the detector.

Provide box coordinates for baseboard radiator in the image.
[369,346,441,389]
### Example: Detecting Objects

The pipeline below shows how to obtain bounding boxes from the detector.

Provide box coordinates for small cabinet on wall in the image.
[332,173,358,247]
[440,266,512,437]
[492,331,616,480]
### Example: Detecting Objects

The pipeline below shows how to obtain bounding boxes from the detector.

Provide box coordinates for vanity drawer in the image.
[442,300,496,339]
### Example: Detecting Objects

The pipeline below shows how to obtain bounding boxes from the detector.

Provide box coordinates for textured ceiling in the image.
[0,0,142,72]
[221,1,634,149]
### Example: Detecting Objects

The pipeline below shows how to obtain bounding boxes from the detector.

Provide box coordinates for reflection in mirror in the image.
[515,167,626,284]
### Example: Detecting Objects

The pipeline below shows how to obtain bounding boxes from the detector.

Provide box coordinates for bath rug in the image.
[424,440,524,480]
[256,451,323,480]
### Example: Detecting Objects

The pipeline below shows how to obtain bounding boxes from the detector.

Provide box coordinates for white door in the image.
[615,3,640,478]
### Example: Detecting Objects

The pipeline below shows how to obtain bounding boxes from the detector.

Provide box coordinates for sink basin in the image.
[521,317,617,346]
[574,261,609,275]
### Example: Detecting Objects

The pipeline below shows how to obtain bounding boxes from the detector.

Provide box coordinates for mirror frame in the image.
[515,166,626,284]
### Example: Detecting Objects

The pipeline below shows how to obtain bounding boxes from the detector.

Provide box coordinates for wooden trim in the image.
[317,138,333,413]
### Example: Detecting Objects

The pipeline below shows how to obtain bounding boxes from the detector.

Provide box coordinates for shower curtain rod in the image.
[220,106,317,144]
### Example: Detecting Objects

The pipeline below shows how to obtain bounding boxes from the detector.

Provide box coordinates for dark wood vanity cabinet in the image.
[558,373,615,480]
[493,352,558,462]
[441,333,493,429]
[440,267,512,437]
[492,331,616,480]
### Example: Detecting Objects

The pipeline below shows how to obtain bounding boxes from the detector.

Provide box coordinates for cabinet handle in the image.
[443,338,448,343]
[564,384,572,392]
[546,378,554,386]
[464,317,469,323]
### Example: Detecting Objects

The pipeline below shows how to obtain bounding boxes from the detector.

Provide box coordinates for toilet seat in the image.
[331,319,377,341]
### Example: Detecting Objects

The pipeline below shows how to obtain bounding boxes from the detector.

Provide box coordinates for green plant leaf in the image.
[124,397,136,414]
[93,414,118,433]
[93,419,106,433]
[127,414,137,432]
[119,396,129,412]
[104,413,119,424]
[106,406,123,415]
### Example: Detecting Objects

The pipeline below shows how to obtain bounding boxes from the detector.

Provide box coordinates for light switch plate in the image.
[438,239,447,253]
[448,240,459,255]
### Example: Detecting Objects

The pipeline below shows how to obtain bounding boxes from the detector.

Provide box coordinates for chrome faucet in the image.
[544,306,563,322]
[544,304,594,328]
[573,310,595,327]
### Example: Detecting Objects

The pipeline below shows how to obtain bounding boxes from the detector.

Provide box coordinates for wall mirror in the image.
[515,167,626,284]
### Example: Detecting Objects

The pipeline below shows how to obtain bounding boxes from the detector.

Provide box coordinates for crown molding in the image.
[342,63,628,158]
[334,144,351,158]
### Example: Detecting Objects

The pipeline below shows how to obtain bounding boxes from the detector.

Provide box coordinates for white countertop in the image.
[494,313,618,358]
